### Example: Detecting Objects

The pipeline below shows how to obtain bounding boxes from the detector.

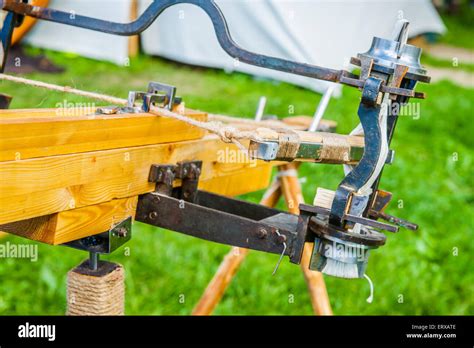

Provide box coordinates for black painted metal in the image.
[174,160,202,202]
[0,11,16,73]
[364,78,416,214]
[329,77,383,227]
[300,203,398,233]
[136,191,305,263]
[0,93,12,109]
[195,190,283,221]
[1,0,426,100]
[309,218,387,247]
[1,0,340,82]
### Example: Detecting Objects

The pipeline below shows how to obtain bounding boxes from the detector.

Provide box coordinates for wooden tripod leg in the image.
[278,163,333,315]
[192,181,282,315]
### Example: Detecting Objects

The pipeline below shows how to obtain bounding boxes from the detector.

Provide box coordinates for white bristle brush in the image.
[313,188,361,279]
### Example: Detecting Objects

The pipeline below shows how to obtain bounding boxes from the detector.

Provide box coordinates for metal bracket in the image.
[249,140,365,163]
[147,161,202,202]
[367,190,418,230]
[0,0,429,100]
[62,216,132,254]
[329,77,384,227]
[174,160,202,202]
[149,164,177,196]
[136,190,306,265]
[300,204,398,233]
[128,82,182,112]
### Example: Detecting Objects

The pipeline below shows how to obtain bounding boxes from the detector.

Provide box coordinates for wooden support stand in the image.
[66,260,125,316]
[192,163,333,315]
[280,163,332,315]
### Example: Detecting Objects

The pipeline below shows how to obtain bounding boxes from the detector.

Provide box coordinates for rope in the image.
[66,261,125,316]
[0,73,128,105]
[0,73,268,152]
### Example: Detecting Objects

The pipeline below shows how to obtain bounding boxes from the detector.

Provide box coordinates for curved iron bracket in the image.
[329,77,383,227]
[0,0,426,99]
[0,0,340,81]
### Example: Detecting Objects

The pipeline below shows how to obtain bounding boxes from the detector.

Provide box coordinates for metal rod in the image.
[309,84,335,132]
[89,252,99,271]
[254,96,267,122]
[0,0,341,82]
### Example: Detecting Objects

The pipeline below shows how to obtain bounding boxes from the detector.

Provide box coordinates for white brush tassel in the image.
[321,259,359,279]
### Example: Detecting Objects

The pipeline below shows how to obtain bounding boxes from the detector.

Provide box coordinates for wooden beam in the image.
[210,114,337,132]
[254,128,364,147]
[0,108,207,161]
[0,136,274,225]
[281,116,337,131]
[1,163,273,245]
[198,163,272,196]
[1,196,137,245]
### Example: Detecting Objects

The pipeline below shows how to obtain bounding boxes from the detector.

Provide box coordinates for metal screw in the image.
[89,251,99,271]
[195,167,201,177]
[277,234,287,243]
[257,228,267,239]
[156,171,164,181]
[149,211,158,220]
[114,227,128,238]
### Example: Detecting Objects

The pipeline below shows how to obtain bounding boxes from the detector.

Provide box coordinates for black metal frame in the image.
[135,162,307,264]
[136,190,306,264]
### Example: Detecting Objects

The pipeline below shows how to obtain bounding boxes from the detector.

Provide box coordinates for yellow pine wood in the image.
[0,108,207,161]
[254,128,365,147]
[0,136,274,224]
[1,163,273,244]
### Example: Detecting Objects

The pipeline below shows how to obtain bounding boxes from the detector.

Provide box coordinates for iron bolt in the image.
[149,211,158,220]
[114,227,128,238]
[277,234,287,243]
[257,228,267,239]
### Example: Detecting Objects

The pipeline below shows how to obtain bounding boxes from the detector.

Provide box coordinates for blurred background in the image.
[0,0,472,315]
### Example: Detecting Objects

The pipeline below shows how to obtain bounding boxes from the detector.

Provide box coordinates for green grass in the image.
[0,50,473,315]
[421,53,474,73]
[438,8,474,49]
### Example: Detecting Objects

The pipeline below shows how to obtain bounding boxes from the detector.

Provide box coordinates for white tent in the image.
[24,0,445,94]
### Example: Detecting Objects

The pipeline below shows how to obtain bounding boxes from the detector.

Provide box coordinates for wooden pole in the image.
[192,182,281,315]
[192,164,333,315]
[128,0,140,58]
[278,163,333,315]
